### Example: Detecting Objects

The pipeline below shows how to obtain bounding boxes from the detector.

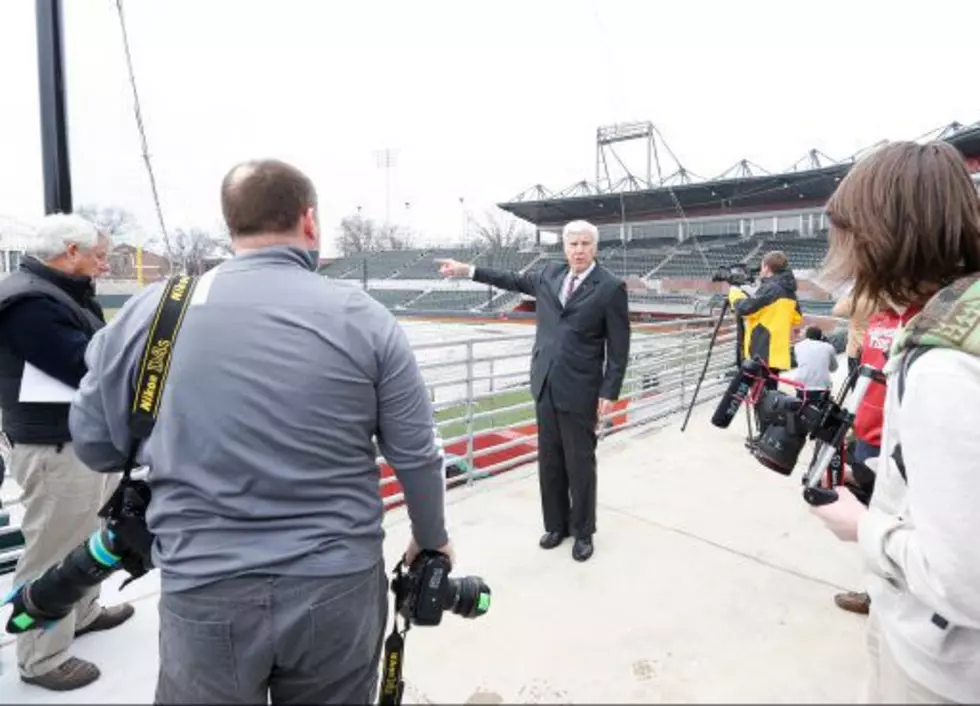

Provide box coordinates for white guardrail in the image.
[378,315,744,507]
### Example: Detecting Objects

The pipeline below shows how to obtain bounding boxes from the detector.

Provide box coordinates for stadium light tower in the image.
[458,196,468,242]
[375,148,399,226]
[596,121,656,192]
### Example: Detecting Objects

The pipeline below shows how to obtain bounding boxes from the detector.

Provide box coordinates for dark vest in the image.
[0,261,105,445]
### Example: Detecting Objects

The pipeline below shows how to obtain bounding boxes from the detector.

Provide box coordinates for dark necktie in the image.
[563,275,578,306]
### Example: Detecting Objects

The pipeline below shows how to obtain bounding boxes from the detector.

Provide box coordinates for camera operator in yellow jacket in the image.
[727,251,803,374]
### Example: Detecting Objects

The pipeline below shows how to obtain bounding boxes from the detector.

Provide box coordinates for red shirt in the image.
[853,305,921,447]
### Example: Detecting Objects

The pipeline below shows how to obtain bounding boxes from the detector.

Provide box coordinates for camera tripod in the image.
[680,299,755,441]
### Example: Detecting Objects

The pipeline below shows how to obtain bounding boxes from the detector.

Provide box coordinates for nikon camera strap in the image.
[122,274,198,475]
[378,559,410,706]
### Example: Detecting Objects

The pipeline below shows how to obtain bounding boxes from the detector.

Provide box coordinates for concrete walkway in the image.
[0,396,869,704]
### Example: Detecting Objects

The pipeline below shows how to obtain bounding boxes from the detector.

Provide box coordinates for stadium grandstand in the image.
[0,215,36,275]
[313,120,980,321]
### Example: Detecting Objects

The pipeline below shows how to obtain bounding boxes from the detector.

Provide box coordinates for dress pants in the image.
[10,442,117,677]
[535,382,597,539]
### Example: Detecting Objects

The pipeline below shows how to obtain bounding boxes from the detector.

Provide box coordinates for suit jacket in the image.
[473,261,631,416]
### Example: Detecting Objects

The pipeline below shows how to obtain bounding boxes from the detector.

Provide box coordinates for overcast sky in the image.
[1,0,978,255]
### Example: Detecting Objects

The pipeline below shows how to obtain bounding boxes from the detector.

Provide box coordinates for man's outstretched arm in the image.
[437,258,541,297]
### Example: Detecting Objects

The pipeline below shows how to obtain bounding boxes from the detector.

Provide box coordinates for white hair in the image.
[26,213,102,261]
[562,220,599,243]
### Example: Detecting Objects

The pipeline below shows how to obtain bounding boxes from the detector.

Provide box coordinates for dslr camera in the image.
[379,550,490,705]
[391,549,490,627]
[3,478,154,634]
[711,263,758,287]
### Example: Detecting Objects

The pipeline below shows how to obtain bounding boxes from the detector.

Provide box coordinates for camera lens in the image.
[444,576,491,619]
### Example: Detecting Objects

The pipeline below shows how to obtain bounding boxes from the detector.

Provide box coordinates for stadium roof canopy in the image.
[497,164,849,228]
[946,123,980,157]
[499,121,980,229]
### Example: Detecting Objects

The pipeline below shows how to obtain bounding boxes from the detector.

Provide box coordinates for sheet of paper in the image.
[18,362,76,403]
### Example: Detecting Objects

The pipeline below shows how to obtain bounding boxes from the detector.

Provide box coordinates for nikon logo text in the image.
[169,276,189,302]
[147,339,171,375]
[139,373,159,413]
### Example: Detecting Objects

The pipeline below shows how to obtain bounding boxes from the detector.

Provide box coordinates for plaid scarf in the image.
[885,272,980,374]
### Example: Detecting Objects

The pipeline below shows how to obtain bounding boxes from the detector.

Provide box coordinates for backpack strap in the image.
[891,346,931,483]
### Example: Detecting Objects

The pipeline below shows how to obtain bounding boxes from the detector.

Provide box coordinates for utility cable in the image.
[114,0,178,269]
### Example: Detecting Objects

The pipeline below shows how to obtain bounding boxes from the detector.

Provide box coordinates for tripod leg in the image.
[733,317,755,443]
[680,301,730,433]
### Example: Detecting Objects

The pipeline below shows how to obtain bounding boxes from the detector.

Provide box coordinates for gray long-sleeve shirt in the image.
[69,246,447,592]
[791,338,839,390]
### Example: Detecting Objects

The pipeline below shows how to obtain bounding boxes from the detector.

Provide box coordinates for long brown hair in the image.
[822,141,980,310]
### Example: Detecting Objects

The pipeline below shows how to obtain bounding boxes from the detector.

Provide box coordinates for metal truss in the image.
[506,117,980,204]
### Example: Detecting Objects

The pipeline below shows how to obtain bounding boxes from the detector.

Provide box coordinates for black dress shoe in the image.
[539,531,568,550]
[572,537,594,562]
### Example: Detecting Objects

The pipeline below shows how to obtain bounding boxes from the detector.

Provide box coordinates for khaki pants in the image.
[866,613,954,704]
[10,442,117,677]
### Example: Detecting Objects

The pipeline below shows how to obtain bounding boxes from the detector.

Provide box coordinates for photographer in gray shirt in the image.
[791,326,839,405]
[69,159,453,704]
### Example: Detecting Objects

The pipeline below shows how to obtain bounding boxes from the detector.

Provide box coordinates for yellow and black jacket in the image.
[728,270,802,371]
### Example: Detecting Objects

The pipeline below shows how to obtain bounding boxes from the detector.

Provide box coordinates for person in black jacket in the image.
[437,221,631,562]
[0,214,133,691]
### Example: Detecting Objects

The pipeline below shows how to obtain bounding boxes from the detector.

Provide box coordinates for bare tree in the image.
[470,209,534,250]
[337,214,415,256]
[168,227,231,274]
[76,204,140,239]
[378,224,415,251]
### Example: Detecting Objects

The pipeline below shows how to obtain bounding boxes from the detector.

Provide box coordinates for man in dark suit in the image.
[437,220,631,561]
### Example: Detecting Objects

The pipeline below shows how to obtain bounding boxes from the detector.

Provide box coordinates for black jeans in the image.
[795,389,830,406]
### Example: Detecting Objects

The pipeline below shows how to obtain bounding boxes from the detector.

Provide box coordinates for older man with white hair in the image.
[437,220,630,562]
[0,213,133,691]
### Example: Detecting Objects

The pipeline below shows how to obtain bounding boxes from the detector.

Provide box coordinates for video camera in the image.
[711,263,758,287]
[3,480,154,634]
[379,550,490,706]
[710,357,885,506]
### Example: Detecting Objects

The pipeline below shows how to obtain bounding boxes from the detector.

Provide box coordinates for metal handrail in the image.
[381,317,741,505]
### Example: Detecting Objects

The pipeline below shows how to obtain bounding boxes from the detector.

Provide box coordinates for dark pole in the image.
[36,0,72,214]
[487,252,494,310]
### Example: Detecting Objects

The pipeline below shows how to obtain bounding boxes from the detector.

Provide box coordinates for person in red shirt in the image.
[834,303,921,614]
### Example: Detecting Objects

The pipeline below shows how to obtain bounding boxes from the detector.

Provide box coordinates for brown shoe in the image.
[75,603,135,637]
[834,591,871,614]
[21,657,100,691]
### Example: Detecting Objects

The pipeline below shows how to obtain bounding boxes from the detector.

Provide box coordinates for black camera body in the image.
[712,263,758,287]
[391,550,490,627]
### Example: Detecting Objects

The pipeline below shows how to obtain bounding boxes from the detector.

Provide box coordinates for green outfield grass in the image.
[105,308,120,322]
[435,388,534,439]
